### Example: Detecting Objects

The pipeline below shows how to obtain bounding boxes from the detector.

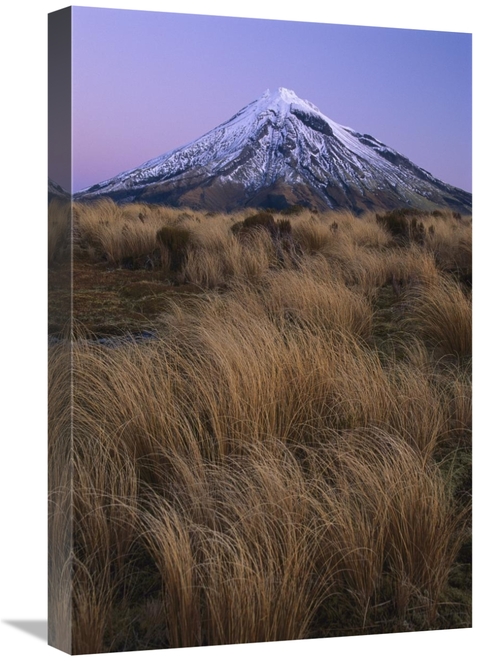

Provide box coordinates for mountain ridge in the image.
[75,88,471,214]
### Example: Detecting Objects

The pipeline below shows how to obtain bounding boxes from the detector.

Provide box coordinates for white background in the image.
[1,1,496,659]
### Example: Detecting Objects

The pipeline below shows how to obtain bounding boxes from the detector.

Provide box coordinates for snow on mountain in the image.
[75,88,472,214]
[48,177,70,201]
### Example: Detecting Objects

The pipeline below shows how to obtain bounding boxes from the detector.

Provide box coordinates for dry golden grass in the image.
[140,443,326,646]
[70,295,460,463]
[422,211,472,273]
[182,229,276,288]
[49,200,472,652]
[48,345,72,653]
[48,197,71,265]
[310,428,467,624]
[73,199,171,264]
[258,259,373,337]
[403,275,472,357]
[72,201,470,293]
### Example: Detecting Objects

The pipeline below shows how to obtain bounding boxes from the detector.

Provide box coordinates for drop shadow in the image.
[3,620,47,642]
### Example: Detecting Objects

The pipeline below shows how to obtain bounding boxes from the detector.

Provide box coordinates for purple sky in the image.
[69,7,472,194]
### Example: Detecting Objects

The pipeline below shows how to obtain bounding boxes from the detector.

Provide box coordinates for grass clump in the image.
[156,225,191,273]
[403,275,472,358]
[48,197,71,265]
[241,211,276,233]
[375,208,426,246]
[281,204,307,216]
[49,201,471,652]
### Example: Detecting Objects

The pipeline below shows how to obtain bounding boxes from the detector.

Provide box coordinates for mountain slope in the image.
[48,177,70,202]
[76,88,471,214]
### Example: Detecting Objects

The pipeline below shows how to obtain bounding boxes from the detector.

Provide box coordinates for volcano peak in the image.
[76,89,472,215]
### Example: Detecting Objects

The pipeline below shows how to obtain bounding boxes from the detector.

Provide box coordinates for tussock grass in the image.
[48,197,71,265]
[310,428,467,625]
[73,199,173,265]
[256,260,373,337]
[73,200,470,295]
[49,201,472,652]
[423,211,472,274]
[182,229,276,288]
[71,301,454,462]
[48,345,72,652]
[141,444,325,646]
[403,275,472,357]
[71,557,114,655]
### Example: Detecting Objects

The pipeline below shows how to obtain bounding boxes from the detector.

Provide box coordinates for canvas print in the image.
[48,6,472,655]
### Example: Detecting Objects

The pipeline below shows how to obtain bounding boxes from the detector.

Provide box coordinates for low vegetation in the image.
[49,200,472,653]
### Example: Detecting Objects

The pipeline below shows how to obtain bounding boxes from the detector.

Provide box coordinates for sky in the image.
[65,6,472,194]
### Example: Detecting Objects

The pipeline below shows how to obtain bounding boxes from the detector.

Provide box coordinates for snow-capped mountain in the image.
[76,88,472,214]
[48,177,69,201]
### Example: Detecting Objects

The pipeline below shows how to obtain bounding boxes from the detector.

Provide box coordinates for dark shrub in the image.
[230,221,244,235]
[232,213,278,242]
[243,212,276,231]
[376,208,411,240]
[376,209,426,246]
[156,226,191,272]
[281,204,306,216]
[243,211,274,227]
